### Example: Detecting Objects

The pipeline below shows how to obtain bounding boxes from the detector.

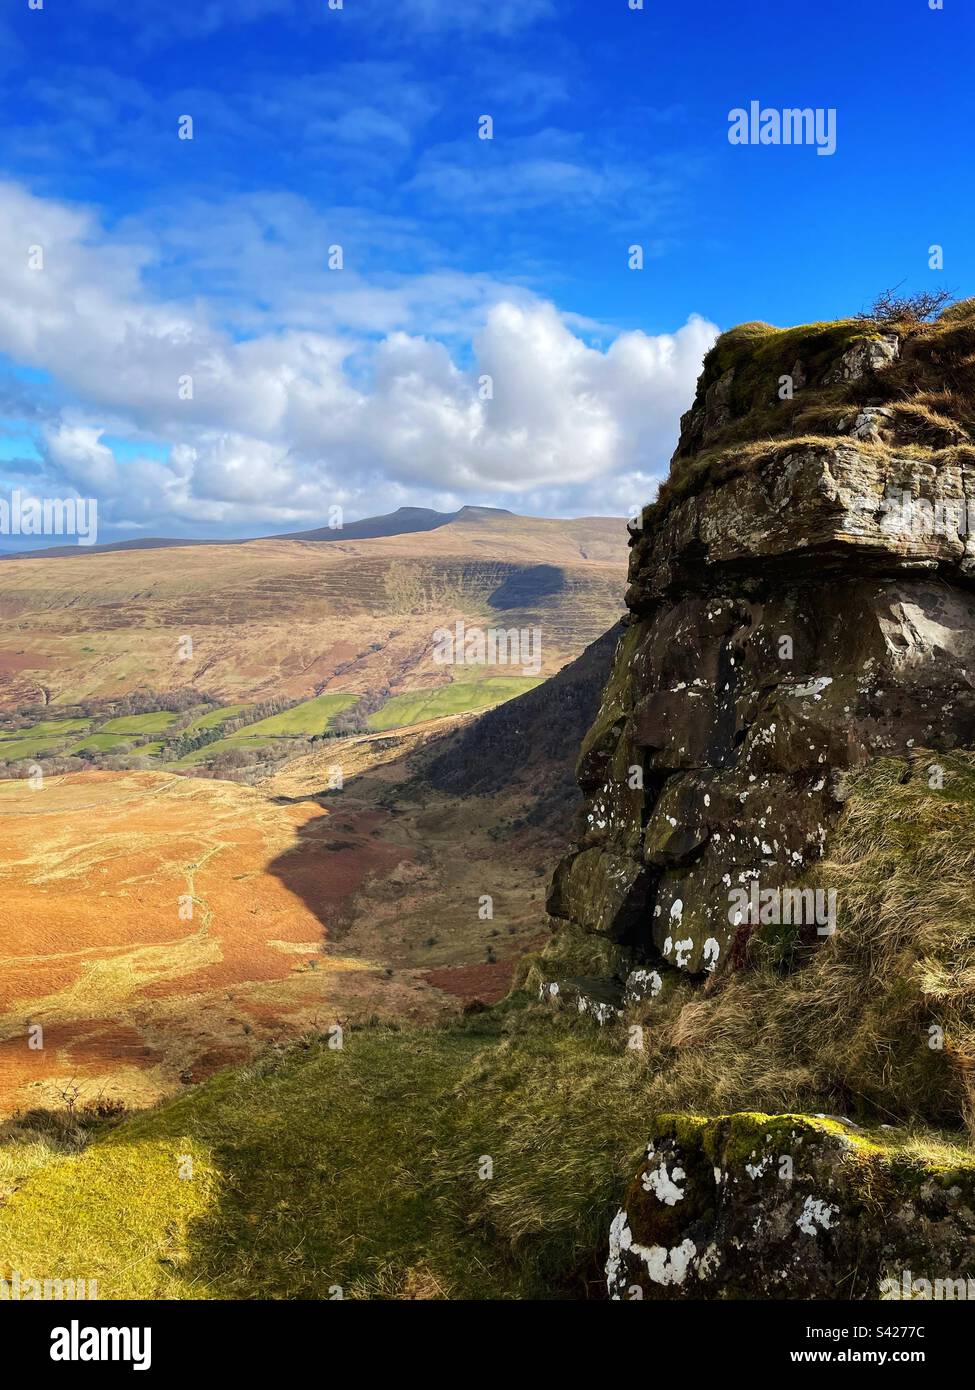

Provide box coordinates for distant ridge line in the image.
[1,504,526,559]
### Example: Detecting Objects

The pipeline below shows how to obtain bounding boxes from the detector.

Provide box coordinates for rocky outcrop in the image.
[607,1113,975,1300]
[548,302,975,986]
[603,1112,973,1295]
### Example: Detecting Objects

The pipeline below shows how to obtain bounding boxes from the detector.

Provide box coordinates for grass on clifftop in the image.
[649,297,975,519]
[3,753,975,1299]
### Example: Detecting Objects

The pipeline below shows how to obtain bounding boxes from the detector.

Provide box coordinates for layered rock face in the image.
[548,303,975,990]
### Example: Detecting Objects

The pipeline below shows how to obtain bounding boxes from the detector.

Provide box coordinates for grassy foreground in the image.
[0,1010,649,1300]
[3,752,975,1299]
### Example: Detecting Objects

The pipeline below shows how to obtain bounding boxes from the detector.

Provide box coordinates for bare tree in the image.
[858,283,955,328]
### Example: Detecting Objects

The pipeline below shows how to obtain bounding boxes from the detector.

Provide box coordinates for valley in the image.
[0,507,625,710]
[0,505,624,1116]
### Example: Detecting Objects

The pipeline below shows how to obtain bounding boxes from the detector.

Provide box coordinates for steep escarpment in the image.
[550,299,975,988]
[425,625,619,806]
[542,300,975,1297]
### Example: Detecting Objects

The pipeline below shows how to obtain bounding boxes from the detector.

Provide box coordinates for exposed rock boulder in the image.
[607,1113,975,1300]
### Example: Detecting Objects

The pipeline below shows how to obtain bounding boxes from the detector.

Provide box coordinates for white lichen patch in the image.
[745,1152,773,1181]
[790,676,833,700]
[796,1195,839,1236]
[605,1207,631,1297]
[672,937,694,969]
[631,1237,698,1286]
[576,994,618,1026]
[625,968,663,1005]
[641,1161,686,1206]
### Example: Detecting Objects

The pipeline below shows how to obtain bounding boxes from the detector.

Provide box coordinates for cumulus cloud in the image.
[360,303,716,494]
[0,181,717,535]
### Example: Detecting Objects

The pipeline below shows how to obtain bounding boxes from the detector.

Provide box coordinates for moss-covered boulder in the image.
[607,1113,975,1300]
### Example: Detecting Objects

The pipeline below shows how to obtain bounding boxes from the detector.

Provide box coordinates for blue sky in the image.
[0,0,969,546]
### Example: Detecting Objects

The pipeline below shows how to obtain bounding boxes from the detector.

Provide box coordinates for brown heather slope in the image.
[0,767,445,1116]
[263,629,619,1008]
[0,507,626,707]
[0,629,617,1115]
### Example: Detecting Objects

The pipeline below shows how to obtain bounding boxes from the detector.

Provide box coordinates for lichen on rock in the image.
[607,1113,975,1301]
[550,300,975,991]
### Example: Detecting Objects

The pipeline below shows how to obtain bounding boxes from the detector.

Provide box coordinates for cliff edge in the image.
[541,299,975,1297]
[550,299,975,986]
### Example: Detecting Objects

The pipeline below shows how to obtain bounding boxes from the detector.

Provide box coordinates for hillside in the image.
[0,507,626,711]
[4,753,975,1301]
[6,304,975,1302]
[3,503,474,557]
[0,628,617,1116]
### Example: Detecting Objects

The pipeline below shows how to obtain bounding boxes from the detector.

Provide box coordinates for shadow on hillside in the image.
[262,626,619,948]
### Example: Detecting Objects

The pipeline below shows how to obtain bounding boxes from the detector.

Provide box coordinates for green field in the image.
[175,736,277,766]
[227,694,357,739]
[0,718,94,761]
[0,735,79,763]
[184,704,251,734]
[69,733,137,754]
[0,718,91,740]
[100,712,179,735]
[366,678,542,732]
[175,694,357,764]
[0,713,170,763]
[0,680,528,768]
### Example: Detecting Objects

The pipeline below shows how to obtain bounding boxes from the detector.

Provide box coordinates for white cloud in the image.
[43,424,119,491]
[0,181,717,534]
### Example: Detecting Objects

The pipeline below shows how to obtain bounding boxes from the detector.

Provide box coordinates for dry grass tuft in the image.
[627,753,975,1139]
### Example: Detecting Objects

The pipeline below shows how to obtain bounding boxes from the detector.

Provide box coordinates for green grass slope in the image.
[100,712,179,735]
[4,753,975,1299]
[0,719,93,762]
[175,695,357,764]
[0,1012,645,1300]
[367,678,542,732]
[183,704,251,734]
[225,694,357,739]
